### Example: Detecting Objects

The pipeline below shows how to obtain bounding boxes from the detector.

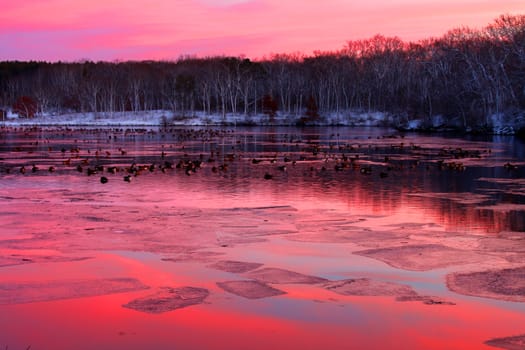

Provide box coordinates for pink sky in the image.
[0,0,523,61]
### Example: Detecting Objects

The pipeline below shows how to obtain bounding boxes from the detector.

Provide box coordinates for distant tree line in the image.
[0,14,524,129]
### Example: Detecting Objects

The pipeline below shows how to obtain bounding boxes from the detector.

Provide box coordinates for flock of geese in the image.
[1,127,520,184]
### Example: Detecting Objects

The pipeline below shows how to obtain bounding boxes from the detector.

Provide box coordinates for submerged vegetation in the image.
[0,14,524,131]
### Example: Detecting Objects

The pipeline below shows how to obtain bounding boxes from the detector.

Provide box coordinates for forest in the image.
[0,14,524,131]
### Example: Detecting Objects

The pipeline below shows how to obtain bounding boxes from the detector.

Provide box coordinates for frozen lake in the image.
[1,126,524,349]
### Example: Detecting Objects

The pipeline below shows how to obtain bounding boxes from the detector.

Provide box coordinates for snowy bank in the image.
[1,110,394,128]
[2,109,524,136]
[395,111,525,136]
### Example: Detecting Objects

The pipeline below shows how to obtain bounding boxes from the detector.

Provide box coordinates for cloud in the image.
[1,0,523,61]
[197,0,255,6]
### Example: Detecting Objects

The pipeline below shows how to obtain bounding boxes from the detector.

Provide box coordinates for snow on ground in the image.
[2,111,172,127]
[488,112,525,135]
[2,109,523,134]
[0,110,392,128]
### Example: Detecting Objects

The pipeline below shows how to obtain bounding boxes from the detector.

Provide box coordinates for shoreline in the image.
[1,110,524,136]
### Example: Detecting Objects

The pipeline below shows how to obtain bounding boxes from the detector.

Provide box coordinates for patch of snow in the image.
[0,110,393,128]
[488,111,525,135]
[3,109,521,133]
[489,113,515,134]
[406,119,423,130]
[320,111,391,127]
[6,110,19,119]
[2,111,172,127]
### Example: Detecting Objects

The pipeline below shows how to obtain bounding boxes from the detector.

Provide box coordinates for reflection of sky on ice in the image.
[1,126,525,349]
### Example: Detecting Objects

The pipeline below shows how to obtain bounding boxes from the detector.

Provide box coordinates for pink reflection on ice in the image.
[1,126,524,349]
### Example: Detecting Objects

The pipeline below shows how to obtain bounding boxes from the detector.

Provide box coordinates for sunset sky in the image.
[1,0,523,62]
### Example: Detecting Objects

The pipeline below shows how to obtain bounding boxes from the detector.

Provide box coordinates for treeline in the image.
[1,14,524,128]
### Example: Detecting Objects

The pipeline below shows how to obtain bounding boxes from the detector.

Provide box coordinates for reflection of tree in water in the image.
[1,126,523,234]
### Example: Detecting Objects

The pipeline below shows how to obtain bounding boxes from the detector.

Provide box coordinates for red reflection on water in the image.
[2,286,524,350]
[2,127,525,350]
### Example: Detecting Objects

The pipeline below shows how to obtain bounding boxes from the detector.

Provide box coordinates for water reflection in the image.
[1,126,524,349]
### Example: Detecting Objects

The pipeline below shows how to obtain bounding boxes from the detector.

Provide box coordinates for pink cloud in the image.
[0,0,523,61]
